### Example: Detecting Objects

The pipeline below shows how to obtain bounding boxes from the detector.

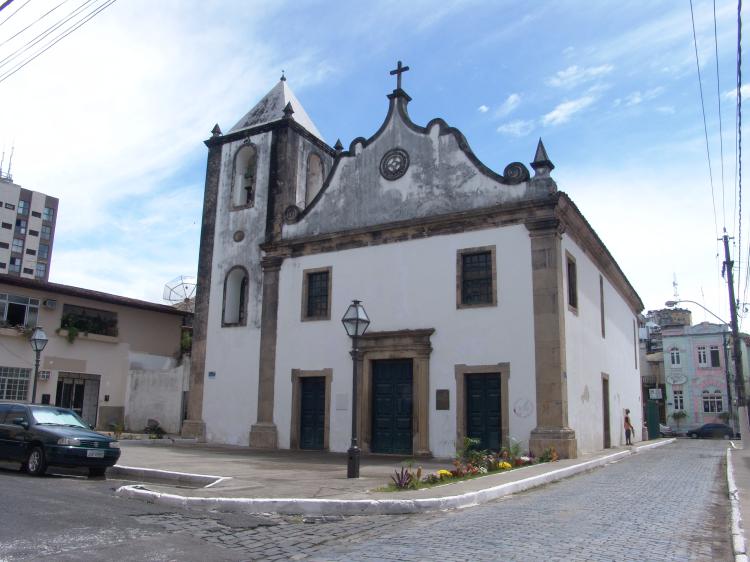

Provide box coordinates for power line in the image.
[0,0,118,85]
[690,0,721,239]
[0,0,97,73]
[0,0,70,50]
[0,0,15,13]
[714,0,727,229]
[0,0,28,28]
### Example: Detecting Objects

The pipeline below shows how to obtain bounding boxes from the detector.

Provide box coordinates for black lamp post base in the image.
[347,446,360,478]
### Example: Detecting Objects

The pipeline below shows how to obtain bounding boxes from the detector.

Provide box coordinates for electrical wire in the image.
[0,0,29,29]
[0,0,97,73]
[0,0,118,85]
[690,0,721,239]
[0,0,15,13]
[0,0,70,50]
[714,0,727,230]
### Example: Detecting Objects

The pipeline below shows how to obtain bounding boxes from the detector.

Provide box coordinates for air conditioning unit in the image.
[43,299,57,310]
[39,371,50,381]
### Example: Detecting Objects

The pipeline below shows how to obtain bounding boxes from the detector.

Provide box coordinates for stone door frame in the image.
[290,368,332,450]
[357,329,433,457]
[454,363,510,450]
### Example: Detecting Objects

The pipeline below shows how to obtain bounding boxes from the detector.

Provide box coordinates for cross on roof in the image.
[390,60,410,90]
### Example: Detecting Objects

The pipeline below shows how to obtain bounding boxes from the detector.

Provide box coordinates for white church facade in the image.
[182,67,644,459]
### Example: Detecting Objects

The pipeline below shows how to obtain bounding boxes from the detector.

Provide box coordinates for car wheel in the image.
[724,433,732,440]
[689,433,697,439]
[88,467,106,478]
[26,446,47,476]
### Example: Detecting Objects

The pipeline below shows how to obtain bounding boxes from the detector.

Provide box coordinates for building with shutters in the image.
[182,68,644,459]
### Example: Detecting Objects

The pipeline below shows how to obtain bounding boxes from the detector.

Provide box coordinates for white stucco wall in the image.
[272,224,537,458]
[562,235,642,454]
[125,357,189,434]
[201,132,272,445]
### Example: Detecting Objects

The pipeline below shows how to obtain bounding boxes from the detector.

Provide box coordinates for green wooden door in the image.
[371,360,413,454]
[300,377,325,449]
[466,373,501,451]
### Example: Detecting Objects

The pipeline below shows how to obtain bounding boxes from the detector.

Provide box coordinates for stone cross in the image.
[390,60,410,90]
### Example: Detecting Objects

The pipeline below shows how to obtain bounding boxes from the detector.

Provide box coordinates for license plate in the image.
[86,449,105,458]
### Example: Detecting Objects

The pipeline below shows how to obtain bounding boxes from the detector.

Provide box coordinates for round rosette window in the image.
[380,148,410,180]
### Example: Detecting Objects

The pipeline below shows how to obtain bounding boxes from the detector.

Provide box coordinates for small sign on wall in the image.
[208,371,216,379]
[436,389,450,410]
[648,388,663,400]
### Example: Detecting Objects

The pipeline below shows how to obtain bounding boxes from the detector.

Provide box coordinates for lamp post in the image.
[341,300,370,478]
[29,326,48,404]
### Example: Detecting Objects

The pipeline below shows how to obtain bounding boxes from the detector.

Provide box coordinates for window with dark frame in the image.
[461,251,493,305]
[710,345,721,368]
[31,211,41,218]
[566,255,578,310]
[43,207,54,222]
[38,243,49,260]
[306,271,330,319]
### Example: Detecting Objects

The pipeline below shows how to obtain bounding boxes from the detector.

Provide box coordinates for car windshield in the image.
[30,407,88,428]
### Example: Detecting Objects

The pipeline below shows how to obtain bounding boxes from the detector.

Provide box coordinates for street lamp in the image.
[341,300,370,478]
[29,326,48,404]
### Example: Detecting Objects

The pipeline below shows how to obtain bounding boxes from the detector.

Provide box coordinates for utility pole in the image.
[722,234,747,415]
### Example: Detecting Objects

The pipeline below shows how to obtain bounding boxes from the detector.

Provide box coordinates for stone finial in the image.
[211,124,222,136]
[280,70,286,82]
[530,138,555,178]
[283,102,294,119]
[334,138,344,152]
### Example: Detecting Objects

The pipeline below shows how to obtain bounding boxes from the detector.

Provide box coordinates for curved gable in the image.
[283,91,547,239]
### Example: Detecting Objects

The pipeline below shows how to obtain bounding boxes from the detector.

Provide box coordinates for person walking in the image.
[624,409,635,446]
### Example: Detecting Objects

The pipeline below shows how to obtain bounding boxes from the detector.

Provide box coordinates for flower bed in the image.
[382,438,559,492]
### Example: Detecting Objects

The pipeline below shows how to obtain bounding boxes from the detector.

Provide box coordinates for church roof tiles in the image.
[228,79,324,140]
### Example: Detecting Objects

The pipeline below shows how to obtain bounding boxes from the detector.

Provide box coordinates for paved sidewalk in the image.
[111,438,673,515]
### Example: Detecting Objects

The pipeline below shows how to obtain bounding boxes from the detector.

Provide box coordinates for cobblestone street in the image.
[0,440,733,561]
[132,440,732,561]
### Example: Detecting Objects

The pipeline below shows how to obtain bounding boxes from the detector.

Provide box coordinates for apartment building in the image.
[0,174,58,281]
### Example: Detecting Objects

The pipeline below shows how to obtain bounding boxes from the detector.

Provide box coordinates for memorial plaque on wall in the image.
[436,389,450,410]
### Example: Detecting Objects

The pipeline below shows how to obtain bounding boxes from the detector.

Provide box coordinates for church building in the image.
[181,64,644,459]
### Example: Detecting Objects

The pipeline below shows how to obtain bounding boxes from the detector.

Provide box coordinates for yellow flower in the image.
[499,461,512,470]
[437,469,453,478]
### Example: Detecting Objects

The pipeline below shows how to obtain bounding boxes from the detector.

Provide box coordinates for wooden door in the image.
[371,360,413,454]
[300,377,325,449]
[466,373,501,451]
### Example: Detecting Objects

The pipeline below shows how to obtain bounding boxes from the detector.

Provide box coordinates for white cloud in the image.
[546,64,614,88]
[494,93,521,117]
[497,119,535,136]
[478,105,489,113]
[542,96,595,125]
[625,86,664,106]
[723,84,750,100]
[656,105,676,114]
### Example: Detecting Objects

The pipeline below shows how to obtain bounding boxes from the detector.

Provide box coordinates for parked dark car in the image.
[0,402,120,477]
[686,423,735,439]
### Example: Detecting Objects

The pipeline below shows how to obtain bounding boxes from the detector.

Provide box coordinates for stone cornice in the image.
[262,195,559,258]
[205,119,335,157]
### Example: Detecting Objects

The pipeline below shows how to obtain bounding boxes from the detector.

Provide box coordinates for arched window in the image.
[702,389,723,413]
[232,144,257,208]
[223,267,248,326]
[305,153,324,206]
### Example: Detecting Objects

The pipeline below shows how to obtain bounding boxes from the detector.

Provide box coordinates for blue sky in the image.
[0,0,745,326]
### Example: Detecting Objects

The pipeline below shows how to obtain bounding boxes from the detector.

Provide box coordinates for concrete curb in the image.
[728,448,749,562]
[115,439,675,515]
[109,465,230,488]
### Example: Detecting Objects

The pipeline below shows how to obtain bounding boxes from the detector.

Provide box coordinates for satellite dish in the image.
[163,276,197,312]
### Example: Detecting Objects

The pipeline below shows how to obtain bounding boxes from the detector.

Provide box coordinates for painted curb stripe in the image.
[114,439,675,515]
[727,448,748,562]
